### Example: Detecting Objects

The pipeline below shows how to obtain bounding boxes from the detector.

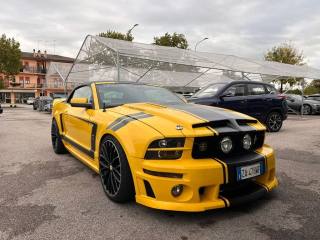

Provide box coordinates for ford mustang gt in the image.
[51,82,278,212]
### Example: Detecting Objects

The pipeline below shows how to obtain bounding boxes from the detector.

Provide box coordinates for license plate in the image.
[236,162,263,181]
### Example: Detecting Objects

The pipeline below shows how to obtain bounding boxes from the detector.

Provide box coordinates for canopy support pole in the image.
[184,68,211,87]
[117,51,120,81]
[301,78,305,116]
[136,66,154,83]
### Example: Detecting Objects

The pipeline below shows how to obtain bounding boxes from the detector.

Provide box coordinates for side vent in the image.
[144,180,155,198]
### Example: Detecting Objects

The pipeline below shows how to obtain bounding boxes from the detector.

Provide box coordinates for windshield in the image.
[96,84,185,108]
[193,83,225,98]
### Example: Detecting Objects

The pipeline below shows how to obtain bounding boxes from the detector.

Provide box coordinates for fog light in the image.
[171,184,183,197]
[220,136,233,154]
[243,134,252,150]
[198,142,208,152]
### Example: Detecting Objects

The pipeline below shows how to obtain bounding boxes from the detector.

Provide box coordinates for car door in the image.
[246,83,268,119]
[287,95,301,111]
[62,85,96,156]
[217,83,248,114]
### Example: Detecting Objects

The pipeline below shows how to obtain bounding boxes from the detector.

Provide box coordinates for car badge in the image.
[176,125,183,130]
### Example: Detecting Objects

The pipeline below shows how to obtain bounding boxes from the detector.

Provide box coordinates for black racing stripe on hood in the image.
[107,112,153,131]
[169,103,257,132]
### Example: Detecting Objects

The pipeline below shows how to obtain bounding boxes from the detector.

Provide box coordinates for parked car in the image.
[26,97,35,105]
[188,81,288,132]
[51,82,278,211]
[51,92,68,99]
[305,94,320,102]
[0,103,3,114]
[285,94,320,115]
[33,96,53,112]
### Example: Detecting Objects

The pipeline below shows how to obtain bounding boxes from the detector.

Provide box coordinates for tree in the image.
[98,30,133,41]
[304,80,320,95]
[153,32,188,49]
[264,42,305,93]
[0,34,21,88]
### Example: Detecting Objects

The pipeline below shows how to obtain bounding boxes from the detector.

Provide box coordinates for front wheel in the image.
[266,111,283,132]
[99,135,134,203]
[302,104,312,115]
[51,119,67,154]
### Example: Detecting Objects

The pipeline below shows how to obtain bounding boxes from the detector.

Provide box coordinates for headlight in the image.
[145,138,185,159]
[220,136,233,154]
[148,138,185,148]
[243,134,252,150]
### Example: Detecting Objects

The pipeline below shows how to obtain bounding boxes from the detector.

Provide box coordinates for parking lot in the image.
[0,105,319,240]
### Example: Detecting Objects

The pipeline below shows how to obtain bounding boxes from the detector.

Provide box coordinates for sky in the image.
[1,0,320,67]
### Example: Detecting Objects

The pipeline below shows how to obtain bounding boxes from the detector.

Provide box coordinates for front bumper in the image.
[131,144,278,212]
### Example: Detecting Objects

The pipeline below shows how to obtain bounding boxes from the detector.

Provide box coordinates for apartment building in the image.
[0,50,74,103]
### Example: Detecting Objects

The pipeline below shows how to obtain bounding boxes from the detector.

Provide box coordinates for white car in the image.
[26,97,35,105]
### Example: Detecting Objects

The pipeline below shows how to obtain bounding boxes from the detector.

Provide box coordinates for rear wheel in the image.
[302,104,312,115]
[33,104,37,110]
[99,135,134,203]
[51,119,67,154]
[266,111,283,132]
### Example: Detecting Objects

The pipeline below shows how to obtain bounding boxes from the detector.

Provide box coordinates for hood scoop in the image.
[192,118,258,133]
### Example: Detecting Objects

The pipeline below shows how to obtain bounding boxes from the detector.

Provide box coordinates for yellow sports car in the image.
[51,82,278,212]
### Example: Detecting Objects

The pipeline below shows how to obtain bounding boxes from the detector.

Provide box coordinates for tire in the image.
[266,111,283,132]
[33,104,37,110]
[302,104,312,115]
[51,119,67,154]
[99,135,134,203]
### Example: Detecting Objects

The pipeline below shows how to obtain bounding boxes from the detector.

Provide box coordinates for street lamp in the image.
[127,23,139,35]
[194,37,209,51]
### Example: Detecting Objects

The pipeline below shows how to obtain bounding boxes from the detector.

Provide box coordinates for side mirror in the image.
[70,97,93,109]
[220,92,233,99]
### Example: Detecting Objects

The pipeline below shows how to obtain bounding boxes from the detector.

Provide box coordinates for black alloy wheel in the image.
[99,135,134,202]
[266,111,283,132]
[51,119,67,154]
[302,104,312,115]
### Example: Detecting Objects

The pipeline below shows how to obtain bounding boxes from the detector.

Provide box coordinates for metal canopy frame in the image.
[65,35,320,89]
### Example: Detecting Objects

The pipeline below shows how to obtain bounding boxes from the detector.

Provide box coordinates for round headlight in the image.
[158,139,168,147]
[243,134,252,150]
[220,137,233,153]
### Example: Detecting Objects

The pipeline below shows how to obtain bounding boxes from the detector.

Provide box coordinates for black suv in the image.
[189,81,288,132]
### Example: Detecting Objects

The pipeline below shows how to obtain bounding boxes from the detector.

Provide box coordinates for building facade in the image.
[0,50,73,103]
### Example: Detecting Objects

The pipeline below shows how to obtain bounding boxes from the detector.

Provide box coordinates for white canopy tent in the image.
[65,35,320,89]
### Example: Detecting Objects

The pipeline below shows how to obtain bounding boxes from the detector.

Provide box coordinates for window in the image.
[248,84,265,95]
[223,84,246,97]
[96,84,184,108]
[265,85,277,94]
[19,76,24,83]
[25,77,30,84]
[71,86,93,103]
[193,83,225,98]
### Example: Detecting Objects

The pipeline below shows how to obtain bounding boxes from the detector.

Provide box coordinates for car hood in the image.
[305,99,320,105]
[109,102,263,137]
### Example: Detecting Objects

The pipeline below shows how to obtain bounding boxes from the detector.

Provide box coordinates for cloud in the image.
[0,0,320,67]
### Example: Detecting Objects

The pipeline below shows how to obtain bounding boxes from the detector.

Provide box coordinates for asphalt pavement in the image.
[0,105,319,240]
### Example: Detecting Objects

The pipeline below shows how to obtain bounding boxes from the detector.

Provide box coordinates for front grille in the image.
[220,180,267,206]
[192,131,265,159]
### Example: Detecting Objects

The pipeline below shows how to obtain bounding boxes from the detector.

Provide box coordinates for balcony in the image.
[9,82,43,89]
[20,66,47,74]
